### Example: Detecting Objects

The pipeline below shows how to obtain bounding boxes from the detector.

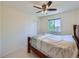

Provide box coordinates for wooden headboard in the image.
[73,25,79,47]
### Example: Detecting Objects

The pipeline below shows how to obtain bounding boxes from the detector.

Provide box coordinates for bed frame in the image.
[73,25,79,49]
[27,25,79,58]
[27,37,48,58]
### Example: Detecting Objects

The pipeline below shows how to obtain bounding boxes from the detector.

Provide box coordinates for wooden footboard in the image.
[27,37,31,53]
[27,37,48,58]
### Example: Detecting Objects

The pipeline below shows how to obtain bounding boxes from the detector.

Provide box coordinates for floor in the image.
[3,47,79,58]
[3,48,38,58]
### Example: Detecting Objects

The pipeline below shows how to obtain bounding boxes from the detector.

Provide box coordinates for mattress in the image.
[31,34,78,58]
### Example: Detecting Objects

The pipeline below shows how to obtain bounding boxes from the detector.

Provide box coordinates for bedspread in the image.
[31,34,78,58]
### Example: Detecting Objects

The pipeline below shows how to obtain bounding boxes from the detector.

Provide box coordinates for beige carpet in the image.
[4,48,38,58]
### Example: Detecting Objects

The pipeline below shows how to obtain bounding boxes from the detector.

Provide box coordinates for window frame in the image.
[48,18,61,33]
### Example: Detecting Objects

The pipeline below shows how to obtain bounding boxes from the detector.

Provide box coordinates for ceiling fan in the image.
[33,1,57,14]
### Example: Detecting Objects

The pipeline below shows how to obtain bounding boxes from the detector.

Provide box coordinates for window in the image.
[48,18,61,32]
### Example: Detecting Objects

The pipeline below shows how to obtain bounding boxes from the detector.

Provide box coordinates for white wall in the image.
[2,4,38,57]
[77,10,79,25]
[0,2,2,57]
[39,10,78,35]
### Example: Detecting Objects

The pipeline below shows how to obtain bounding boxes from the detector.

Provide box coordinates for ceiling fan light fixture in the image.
[33,1,57,14]
[41,10,47,14]
[45,10,47,13]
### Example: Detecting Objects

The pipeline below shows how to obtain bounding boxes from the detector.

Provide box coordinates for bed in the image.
[27,25,79,58]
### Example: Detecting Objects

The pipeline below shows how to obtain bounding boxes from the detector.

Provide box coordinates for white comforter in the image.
[31,34,78,58]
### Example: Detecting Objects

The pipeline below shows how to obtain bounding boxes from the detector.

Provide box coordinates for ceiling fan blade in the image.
[47,9,57,11]
[36,11,41,13]
[47,1,52,7]
[33,6,42,9]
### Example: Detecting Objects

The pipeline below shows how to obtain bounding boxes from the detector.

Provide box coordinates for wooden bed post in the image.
[73,25,76,38]
[27,37,31,53]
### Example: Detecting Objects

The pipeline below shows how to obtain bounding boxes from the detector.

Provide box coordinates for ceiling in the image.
[2,1,79,17]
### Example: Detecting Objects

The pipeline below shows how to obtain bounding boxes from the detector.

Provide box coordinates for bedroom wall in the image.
[2,4,38,57]
[77,10,79,25]
[39,9,78,35]
[0,2,2,57]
